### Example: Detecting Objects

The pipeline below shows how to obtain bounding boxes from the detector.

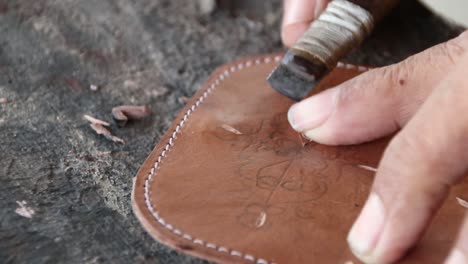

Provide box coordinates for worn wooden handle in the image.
[267,0,400,101]
[291,0,398,69]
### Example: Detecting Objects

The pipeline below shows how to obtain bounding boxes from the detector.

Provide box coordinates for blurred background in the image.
[422,0,468,26]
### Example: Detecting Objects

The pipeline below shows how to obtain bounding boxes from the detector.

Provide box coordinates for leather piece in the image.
[132,54,468,264]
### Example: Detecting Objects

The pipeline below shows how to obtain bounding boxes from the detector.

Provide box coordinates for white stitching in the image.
[245,254,256,262]
[193,239,204,245]
[206,243,217,249]
[358,65,368,71]
[218,247,229,253]
[142,55,369,263]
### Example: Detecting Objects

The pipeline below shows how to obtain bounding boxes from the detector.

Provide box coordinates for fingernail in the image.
[347,193,386,261]
[445,249,467,264]
[287,88,336,132]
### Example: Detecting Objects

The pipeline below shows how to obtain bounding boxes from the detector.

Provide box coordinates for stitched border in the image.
[143,55,370,264]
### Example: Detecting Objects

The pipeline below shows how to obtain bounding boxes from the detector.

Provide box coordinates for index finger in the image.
[347,51,468,263]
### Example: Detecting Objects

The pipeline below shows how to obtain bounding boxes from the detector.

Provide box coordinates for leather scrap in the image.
[132,54,467,264]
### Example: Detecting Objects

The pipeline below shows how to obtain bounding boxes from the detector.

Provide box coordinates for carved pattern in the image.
[142,56,371,264]
[211,112,374,229]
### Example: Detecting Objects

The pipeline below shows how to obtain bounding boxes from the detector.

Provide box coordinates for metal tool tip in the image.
[267,64,316,101]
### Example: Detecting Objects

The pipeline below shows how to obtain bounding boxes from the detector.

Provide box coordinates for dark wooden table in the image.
[0,0,464,263]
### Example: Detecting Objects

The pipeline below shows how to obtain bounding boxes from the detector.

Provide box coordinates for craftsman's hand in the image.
[281,0,330,47]
[287,30,468,263]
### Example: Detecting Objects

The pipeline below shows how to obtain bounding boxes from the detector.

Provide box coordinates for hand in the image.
[287,29,468,263]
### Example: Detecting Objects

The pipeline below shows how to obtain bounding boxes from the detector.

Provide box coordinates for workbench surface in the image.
[0,0,463,263]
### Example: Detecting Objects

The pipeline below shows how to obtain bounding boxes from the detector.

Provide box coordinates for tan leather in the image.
[132,54,468,264]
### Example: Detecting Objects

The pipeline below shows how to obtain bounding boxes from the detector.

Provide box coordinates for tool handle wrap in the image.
[291,0,396,69]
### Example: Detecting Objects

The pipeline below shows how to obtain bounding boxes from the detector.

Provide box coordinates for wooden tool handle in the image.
[267,0,400,101]
[291,0,398,69]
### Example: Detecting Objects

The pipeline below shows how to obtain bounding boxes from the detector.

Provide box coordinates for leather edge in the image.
[132,53,284,264]
[131,53,371,264]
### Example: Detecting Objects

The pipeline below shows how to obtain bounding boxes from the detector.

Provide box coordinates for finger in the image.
[347,51,468,263]
[445,214,468,264]
[281,0,330,47]
[287,30,468,145]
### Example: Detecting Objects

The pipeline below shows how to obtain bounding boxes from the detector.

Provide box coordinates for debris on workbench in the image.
[178,96,189,104]
[111,105,151,127]
[124,80,137,89]
[456,197,468,209]
[89,123,125,144]
[221,124,242,135]
[197,0,216,15]
[0,97,8,104]
[153,86,169,97]
[84,114,110,126]
[15,200,35,218]
[90,84,98,91]
[84,114,124,144]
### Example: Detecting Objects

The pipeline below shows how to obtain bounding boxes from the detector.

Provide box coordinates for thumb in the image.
[281,0,330,47]
[287,30,468,145]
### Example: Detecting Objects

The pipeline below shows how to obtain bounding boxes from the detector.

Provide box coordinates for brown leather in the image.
[132,54,468,264]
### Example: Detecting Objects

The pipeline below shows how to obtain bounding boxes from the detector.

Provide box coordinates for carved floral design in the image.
[211,112,376,230]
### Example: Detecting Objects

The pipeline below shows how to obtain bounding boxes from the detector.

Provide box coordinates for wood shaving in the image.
[298,133,310,147]
[178,96,189,104]
[85,114,124,143]
[15,200,35,218]
[124,79,138,89]
[255,211,267,228]
[0,97,8,104]
[358,164,378,172]
[111,105,151,126]
[198,0,216,15]
[83,114,110,126]
[151,86,169,97]
[456,197,468,209]
[221,124,242,135]
[89,123,124,144]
